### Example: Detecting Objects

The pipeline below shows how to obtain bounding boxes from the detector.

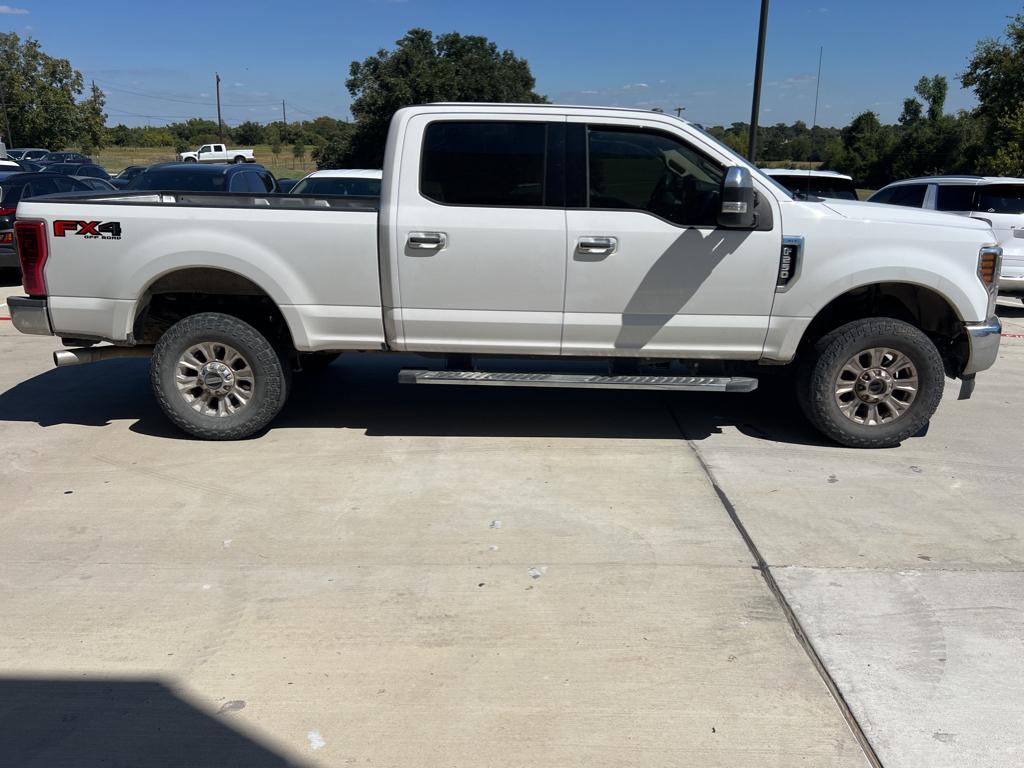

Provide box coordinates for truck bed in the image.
[17,191,385,352]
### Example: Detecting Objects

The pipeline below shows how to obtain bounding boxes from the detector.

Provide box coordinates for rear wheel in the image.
[233,155,246,164]
[151,312,290,440]
[798,317,945,448]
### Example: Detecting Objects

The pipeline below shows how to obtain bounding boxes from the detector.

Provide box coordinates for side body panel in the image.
[18,199,385,351]
[561,114,782,359]
[763,200,993,361]
[388,112,567,354]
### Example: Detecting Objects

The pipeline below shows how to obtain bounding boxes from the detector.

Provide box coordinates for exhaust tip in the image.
[53,350,82,368]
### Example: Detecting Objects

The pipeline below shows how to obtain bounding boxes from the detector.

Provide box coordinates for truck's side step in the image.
[397,369,758,392]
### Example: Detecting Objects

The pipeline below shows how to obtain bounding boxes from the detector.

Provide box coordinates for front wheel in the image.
[151,312,290,440]
[798,318,945,448]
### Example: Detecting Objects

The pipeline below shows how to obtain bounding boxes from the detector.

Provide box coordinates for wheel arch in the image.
[131,266,303,350]
[797,280,969,376]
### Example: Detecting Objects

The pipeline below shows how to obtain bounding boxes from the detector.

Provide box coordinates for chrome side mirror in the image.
[718,166,757,229]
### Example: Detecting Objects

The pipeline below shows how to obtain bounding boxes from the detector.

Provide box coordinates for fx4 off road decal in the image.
[52,220,122,240]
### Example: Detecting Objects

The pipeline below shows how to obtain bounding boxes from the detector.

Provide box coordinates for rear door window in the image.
[420,121,549,207]
[936,185,975,211]
[885,184,927,208]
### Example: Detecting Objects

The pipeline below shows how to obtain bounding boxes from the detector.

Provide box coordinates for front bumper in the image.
[8,296,53,336]
[962,316,1002,375]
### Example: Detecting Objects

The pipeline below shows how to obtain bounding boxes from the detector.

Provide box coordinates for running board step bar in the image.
[398,369,758,392]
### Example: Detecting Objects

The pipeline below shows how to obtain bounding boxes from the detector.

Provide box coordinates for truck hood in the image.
[820,199,993,233]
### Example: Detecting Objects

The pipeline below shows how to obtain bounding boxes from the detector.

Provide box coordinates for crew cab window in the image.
[420,121,547,207]
[936,184,975,211]
[586,127,724,226]
[975,184,1024,214]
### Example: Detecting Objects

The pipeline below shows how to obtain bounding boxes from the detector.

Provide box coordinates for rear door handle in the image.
[577,236,618,255]
[407,231,447,250]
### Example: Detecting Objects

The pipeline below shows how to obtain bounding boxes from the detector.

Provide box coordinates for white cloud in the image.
[0,5,29,13]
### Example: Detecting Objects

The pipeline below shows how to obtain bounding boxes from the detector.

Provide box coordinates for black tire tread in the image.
[798,317,945,449]
[151,312,288,440]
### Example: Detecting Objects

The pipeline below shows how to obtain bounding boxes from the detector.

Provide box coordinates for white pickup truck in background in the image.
[178,143,255,164]
[8,103,1003,447]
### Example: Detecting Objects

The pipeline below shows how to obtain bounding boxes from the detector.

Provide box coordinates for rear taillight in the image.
[0,207,16,216]
[15,220,48,297]
[0,232,11,244]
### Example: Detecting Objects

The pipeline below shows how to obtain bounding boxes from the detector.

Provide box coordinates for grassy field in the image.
[92,145,317,181]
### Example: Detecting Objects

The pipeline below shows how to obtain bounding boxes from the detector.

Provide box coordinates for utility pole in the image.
[215,73,224,142]
[747,0,770,162]
[674,106,686,118]
[281,99,287,127]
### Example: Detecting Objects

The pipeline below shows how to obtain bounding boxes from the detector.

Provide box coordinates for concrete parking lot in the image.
[1,274,1021,768]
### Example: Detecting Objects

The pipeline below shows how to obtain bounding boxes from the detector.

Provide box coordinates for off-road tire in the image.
[151,312,290,440]
[797,317,945,448]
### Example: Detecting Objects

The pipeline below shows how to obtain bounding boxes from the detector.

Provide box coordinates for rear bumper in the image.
[962,316,1001,375]
[8,296,53,336]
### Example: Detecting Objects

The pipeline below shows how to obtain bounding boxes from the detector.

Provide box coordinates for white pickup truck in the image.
[178,143,255,164]
[8,103,1003,447]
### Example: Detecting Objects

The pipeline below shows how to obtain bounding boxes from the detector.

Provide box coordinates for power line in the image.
[89,77,279,108]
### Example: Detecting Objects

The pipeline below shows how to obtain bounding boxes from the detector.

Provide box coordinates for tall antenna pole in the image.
[810,46,824,137]
[281,99,287,126]
[747,0,770,162]
[215,73,224,142]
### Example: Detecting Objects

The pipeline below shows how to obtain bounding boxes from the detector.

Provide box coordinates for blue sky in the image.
[2,0,1021,128]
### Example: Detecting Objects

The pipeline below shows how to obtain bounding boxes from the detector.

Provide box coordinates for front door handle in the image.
[407,231,447,250]
[577,236,618,255]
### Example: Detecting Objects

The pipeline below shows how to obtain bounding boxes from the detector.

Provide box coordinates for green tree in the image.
[108,124,132,146]
[292,142,306,169]
[981,104,1024,176]
[329,28,546,167]
[234,120,265,146]
[961,14,1024,123]
[962,14,1024,172]
[266,124,282,163]
[78,80,107,153]
[0,32,84,148]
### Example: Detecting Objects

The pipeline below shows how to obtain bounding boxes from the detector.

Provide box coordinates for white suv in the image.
[869,176,1024,301]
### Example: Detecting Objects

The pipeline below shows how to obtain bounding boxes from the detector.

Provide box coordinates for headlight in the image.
[978,245,1002,316]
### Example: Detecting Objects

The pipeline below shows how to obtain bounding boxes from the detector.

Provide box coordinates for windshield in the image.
[291,176,381,196]
[128,169,227,192]
[976,184,1024,214]
[770,174,858,201]
[118,167,144,180]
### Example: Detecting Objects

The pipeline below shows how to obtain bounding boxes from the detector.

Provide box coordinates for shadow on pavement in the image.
[0,354,833,447]
[0,677,304,768]
[997,301,1024,318]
